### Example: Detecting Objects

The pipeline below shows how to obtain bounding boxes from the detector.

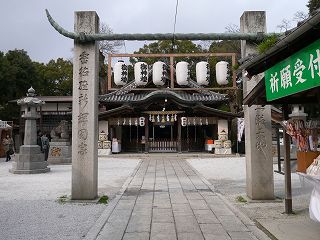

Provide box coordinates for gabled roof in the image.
[99,89,227,104]
[98,103,241,119]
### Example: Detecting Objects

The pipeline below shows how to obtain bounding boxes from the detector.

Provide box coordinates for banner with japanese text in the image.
[265,38,320,101]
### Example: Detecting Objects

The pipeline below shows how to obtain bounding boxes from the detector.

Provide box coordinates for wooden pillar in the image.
[177,117,182,153]
[145,118,149,153]
[275,126,282,173]
[170,56,174,89]
[283,105,293,214]
[107,54,112,92]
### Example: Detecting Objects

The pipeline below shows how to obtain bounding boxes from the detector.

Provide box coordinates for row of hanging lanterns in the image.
[115,116,209,126]
[113,60,230,86]
[181,117,209,126]
[149,114,178,123]
[117,117,146,127]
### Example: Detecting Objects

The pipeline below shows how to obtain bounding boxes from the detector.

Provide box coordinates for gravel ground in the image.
[0,157,140,240]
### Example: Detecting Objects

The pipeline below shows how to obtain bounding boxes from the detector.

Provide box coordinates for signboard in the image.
[265,38,320,101]
[0,121,8,129]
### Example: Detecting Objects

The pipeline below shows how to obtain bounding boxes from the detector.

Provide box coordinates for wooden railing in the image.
[149,139,177,152]
[181,138,204,152]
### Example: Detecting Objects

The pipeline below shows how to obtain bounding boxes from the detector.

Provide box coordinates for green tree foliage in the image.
[307,0,320,15]
[0,49,73,121]
[34,58,73,96]
[1,50,40,100]
[208,40,240,89]
[0,50,40,121]
[257,34,279,54]
[131,40,203,65]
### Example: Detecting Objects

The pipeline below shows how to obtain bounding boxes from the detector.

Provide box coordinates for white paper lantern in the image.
[181,117,187,126]
[215,61,229,85]
[114,61,128,86]
[135,62,149,86]
[153,61,166,86]
[176,61,190,85]
[196,61,210,86]
[139,117,145,127]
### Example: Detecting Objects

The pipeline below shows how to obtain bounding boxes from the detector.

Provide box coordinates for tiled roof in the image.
[99,90,227,103]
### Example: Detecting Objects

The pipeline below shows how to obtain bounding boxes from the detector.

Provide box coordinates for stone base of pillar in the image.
[98,148,111,157]
[10,145,50,174]
[214,148,232,155]
[48,141,72,164]
[9,168,50,174]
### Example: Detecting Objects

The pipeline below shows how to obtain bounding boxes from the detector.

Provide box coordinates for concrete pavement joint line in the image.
[164,158,179,240]
[121,159,150,240]
[184,159,271,240]
[148,157,157,240]
[253,220,278,240]
[84,159,143,240]
[183,158,216,192]
[216,192,256,227]
[172,159,206,240]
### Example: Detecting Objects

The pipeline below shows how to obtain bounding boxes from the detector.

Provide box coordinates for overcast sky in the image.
[0,0,308,63]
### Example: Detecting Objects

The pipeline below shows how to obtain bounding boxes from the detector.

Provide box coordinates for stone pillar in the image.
[10,87,50,174]
[72,11,99,200]
[241,11,274,200]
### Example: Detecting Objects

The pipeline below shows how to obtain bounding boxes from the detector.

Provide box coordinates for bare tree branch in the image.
[293,11,308,23]
[99,23,124,55]
[225,24,240,33]
[277,19,292,32]
[199,40,213,50]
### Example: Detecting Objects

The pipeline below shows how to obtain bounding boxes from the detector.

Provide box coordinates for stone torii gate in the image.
[46,9,274,200]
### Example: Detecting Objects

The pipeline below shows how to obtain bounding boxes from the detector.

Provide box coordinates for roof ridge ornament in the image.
[27,86,36,97]
[17,87,45,106]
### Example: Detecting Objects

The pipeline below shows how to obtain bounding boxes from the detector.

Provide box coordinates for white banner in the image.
[237,118,245,142]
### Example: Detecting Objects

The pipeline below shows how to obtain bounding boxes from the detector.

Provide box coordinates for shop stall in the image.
[241,11,320,217]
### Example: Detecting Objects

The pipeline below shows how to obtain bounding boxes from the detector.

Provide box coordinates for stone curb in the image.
[106,153,239,158]
[185,159,273,240]
[83,159,142,240]
[216,192,274,240]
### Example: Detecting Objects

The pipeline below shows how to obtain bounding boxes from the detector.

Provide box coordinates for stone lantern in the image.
[10,87,50,174]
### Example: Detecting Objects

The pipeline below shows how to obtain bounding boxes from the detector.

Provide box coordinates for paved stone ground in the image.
[188,157,320,240]
[92,156,269,240]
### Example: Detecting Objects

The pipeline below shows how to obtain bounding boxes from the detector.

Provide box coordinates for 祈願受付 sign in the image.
[265,38,320,101]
